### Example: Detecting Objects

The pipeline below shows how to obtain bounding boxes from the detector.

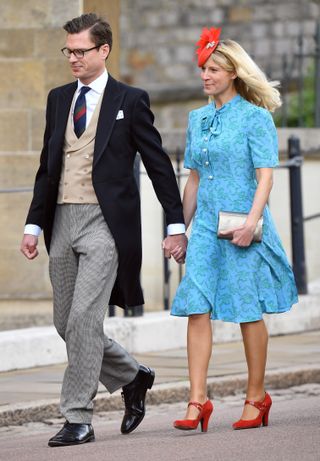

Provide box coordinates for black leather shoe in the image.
[121,364,155,434]
[48,422,95,447]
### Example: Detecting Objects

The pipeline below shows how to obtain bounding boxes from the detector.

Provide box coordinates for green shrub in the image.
[274,64,315,127]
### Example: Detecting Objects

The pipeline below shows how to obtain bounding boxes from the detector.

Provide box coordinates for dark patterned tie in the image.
[73,86,91,138]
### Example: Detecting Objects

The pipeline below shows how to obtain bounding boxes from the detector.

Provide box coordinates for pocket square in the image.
[116,110,124,120]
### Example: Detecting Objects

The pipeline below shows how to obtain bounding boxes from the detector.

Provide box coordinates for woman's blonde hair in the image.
[211,39,281,112]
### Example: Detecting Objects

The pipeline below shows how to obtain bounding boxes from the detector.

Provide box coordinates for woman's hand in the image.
[220,223,255,247]
[162,238,188,264]
[170,244,187,264]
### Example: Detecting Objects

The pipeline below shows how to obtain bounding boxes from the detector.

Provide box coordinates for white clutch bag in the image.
[217,211,263,243]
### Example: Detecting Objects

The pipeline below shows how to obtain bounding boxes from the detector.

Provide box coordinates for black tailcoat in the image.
[26,75,184,307]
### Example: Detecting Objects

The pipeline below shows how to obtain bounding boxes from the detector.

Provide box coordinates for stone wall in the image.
[120,0,320,130]
[121,0,319,87]
[0,0,81,298]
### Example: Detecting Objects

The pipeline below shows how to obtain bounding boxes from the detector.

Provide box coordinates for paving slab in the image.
[0,331,319,426]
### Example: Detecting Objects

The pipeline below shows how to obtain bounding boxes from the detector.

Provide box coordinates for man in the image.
[20,13,187,447]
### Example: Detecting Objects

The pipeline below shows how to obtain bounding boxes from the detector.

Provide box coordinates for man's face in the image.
[65,29,110,84]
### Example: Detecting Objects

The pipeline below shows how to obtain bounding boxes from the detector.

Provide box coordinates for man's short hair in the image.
[63,13,113,51]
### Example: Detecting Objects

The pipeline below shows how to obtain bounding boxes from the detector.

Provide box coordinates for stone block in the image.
[0,60,45,109]
[154,47,173,66]
[127,49,155,71]
[0,30,34,58]
[0,247,51,298]
[252,5,274,22]
[0,110,29,152]
[251,23,268,39]
[164,63,191,82]
[304,2,320,19]
[272,22,285,38]
[302,20,317,36]
[253,38,272,57]
[0,153,39,189]
[31,109,46,151]
[43,59,73,94]
[152,99,205,131]
[209,8,225,24]
[272,38,294,55]
[228,6,253,23]
[0,192,51,298]
[173,45,194,63]
[50,0,80,27]
[143,10,180,28]
[286,21,303,37]
[0,154,49,299]
[275,4,302,21]
[0,0,50,29]
[34,29,66,58]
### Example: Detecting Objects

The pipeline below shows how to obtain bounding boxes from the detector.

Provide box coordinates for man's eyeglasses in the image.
[61,46,101,59]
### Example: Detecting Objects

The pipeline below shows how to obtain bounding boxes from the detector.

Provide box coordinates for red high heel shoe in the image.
[173,400,214,432]
[232,392,272,430]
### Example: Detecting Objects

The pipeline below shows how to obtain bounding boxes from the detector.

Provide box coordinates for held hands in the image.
[162,234,188,264]
[220,223,255,247]
[20,234,39,260]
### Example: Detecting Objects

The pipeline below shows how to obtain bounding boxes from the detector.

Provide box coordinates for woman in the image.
[169,27,298,432]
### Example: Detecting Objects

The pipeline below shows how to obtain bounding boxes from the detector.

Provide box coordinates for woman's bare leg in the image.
[185,313,212,418]
[240,319,268,420]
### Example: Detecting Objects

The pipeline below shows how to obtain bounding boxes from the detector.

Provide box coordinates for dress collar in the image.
[212,93,242,113]
[201,94,242,136]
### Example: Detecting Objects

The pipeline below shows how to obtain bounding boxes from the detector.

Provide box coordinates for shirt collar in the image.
[77,69,108,95]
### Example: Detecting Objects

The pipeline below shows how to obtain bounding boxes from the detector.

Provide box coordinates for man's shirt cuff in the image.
[24,224,42,237]
[167,223,185,235]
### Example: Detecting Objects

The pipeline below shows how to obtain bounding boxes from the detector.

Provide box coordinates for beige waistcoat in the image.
[57,91,104,204]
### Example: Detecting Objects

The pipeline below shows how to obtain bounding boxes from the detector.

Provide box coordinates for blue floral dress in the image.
[171,94,298,323]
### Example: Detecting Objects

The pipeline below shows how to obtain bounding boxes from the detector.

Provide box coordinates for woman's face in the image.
[200,57,236,98]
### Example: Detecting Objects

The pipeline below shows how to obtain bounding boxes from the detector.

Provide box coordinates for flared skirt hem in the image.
[170,302,296,324]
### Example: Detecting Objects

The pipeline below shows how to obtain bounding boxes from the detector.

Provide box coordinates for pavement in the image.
[0,329,319,427]
[1,386,320,461]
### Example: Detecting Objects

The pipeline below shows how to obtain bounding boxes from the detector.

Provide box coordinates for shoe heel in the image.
[200,405,213,432]
[147,369,155,389]
[262,407,270,426]
[200,418,207,432]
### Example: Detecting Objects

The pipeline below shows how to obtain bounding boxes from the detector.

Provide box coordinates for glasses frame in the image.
[61,45,101,59]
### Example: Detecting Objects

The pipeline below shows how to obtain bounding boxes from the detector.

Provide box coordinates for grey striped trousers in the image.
[49,204,139,423]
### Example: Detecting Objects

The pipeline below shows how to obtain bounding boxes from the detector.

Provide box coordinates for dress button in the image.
[79,196,83,200]
[84,155,89,159]
[66,154,70,158]
[208,175,213,180]
[64,195,68,199]
[204,137,208,141]
[81,182,85,186]
[64,182,68,186]
[205,161,209,166]
[202,148,207,152]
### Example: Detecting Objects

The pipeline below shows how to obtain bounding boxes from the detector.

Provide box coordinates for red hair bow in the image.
[196,27,222,67]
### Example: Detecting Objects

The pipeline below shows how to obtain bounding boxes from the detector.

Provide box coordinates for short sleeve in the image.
[247,108,279,168]
[183,113,197,170]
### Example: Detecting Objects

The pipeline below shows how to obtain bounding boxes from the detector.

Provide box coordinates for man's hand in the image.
[162,234,188,264]
[20,234,39,260]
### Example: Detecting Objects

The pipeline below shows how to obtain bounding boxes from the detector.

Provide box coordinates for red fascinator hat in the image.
[196,27,222,67]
